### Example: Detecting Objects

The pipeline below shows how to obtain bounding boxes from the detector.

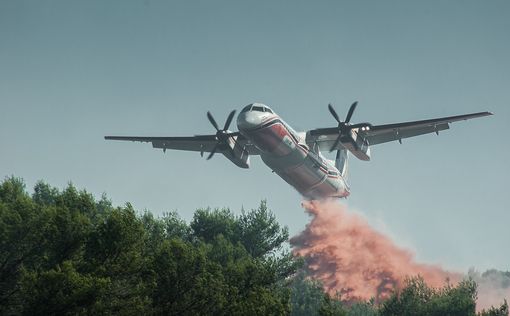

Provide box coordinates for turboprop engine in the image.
[204,110,250,168]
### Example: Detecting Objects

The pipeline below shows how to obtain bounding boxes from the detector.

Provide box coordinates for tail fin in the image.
[335,148,349,182]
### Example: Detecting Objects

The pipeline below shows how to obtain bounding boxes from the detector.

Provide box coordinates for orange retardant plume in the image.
[290,200,460,302]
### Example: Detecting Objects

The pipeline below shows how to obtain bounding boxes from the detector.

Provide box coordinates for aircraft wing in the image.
[309,111,492,151]
[104,134,261,155]
[359,111,492,145]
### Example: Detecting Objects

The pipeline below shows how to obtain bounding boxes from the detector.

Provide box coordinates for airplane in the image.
[105,102,492,199]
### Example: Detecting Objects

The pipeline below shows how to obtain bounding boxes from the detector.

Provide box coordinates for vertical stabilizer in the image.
[335,148,349,182]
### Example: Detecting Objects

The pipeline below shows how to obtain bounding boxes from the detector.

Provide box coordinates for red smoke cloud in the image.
[290,200,460,302]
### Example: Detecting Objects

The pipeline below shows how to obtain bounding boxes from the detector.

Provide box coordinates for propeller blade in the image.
[329,134,342,152]
[328,103,341,124]
[206,145,217,160]
[223,110,236,131]
[207,112,219,131]
[345,101,358,123]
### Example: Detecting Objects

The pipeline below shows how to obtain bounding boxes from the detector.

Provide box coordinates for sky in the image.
[1,0,509,272]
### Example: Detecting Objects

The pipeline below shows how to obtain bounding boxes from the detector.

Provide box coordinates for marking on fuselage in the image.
[282,135,296,149]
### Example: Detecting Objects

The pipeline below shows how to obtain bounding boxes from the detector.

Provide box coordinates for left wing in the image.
[104,134,261,155]
[360,111,492,145]
[309,111,492,153]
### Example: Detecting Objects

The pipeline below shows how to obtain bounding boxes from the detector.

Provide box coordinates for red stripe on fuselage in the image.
[244,116,336,174]
[245,117,297,155]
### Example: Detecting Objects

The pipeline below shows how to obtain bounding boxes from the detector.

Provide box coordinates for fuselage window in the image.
[252,106,264,112]
[241,105,252,113]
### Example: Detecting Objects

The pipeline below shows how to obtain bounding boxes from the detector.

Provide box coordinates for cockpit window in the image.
[241,105,252,113]
[241,104,274,114]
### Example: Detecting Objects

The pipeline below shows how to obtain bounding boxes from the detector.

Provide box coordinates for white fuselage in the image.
[237,103,349,199]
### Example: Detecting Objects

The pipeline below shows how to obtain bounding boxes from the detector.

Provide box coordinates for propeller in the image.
[328,102,372,152]
[206,110,237,160]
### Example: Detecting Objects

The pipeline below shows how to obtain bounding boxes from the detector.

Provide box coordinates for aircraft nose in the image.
[237,111,262,130]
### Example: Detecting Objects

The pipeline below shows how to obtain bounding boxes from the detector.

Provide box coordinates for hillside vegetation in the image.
[0,177,507,315]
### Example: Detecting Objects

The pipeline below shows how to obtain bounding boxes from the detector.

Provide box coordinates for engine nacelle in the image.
[343,130,371,161]
[223,136,251,168]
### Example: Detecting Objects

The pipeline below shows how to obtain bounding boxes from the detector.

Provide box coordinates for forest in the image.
[0,177,507,315]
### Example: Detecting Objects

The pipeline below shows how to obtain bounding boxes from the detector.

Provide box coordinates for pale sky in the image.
[1,0,509,272]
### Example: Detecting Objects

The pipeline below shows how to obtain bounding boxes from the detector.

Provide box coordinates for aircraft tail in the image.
[335,148,349,183]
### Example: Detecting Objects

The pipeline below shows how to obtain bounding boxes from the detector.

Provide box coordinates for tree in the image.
[319,294,347,316]
[151,239,228,315]
[32,181,59,206]
[478,301,509,316]
[0,177,44,313]
[236,200,289,258]
[289,271,334,316]
[380,276,477,316]
[20,261,109,316]
[82,204,152,314]
[191,207,236,242]
[1,177,507,316]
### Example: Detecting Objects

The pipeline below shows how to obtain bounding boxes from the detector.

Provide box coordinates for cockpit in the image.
[240,103,274,114]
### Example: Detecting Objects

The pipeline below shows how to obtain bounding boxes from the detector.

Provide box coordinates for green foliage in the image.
[347,301,379,316]
[0,177,508,316]
[319,294,347,316]
[151,238,228,315]
[0,177,47,313]
[290,271,325,316]
[162,210,192,240]
[380,276,477,316]
[0,177,295,315]
[237,200,289,258]
[20,261,109,316]
[191,207,236,242]
[479,300,509,316]
[33,180,59,206]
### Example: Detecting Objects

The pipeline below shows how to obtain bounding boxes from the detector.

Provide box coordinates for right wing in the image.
[104,134,261,155]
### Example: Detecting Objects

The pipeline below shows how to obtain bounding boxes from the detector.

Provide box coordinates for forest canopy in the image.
[0,177,507,315]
